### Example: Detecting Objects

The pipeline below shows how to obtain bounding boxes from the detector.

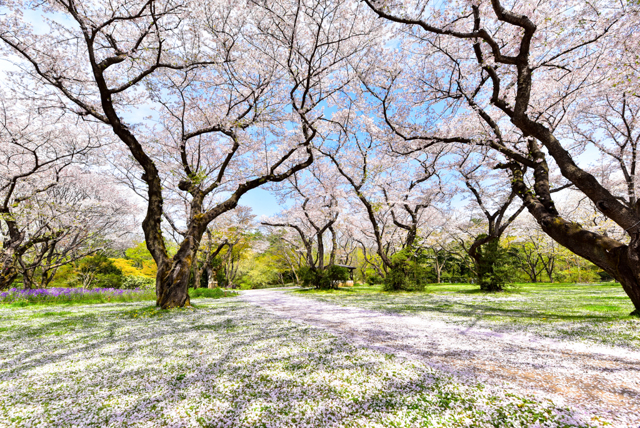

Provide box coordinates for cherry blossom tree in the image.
[451,148,524,290]
[14,169,138,288]
[319,101,446,288]
[0,92,101,289]
[362,0,640,314]
[0,0,380,307]
[262,161,342,284]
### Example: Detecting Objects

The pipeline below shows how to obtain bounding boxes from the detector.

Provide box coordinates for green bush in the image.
[122,276,156,290]
[383,248,426,292]
[326,265,350,286]
[300,265,350,289]
[365,272,384,286]
[237,262,279,289]
[79,254,122,276]
[476,237,515,292]
[556,267,601,283]
[74,254,124,289]
[92,273,123,289]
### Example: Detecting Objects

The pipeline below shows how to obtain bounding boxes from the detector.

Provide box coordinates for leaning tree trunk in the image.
[509,163,640,315]
[541,221,640,316]
[614,236,640,317]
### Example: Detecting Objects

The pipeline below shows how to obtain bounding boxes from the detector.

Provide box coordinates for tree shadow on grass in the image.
[345,293,635,323]
[0,299,626,427]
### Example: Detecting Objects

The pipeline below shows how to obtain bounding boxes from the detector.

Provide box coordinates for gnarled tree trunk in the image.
[152,222,204,309]
[156,257,192,309]
[0,249,19,289]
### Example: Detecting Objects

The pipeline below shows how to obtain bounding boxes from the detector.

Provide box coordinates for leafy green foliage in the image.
[300,265,350,289]
[475,236,516,292]
[78,254,121,275]
[237,254,280,289]
[76,254,123,289]
[125,242,155,268]
[121,276,155,290]
[383,247,427,292]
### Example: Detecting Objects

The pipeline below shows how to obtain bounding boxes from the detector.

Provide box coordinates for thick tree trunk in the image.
[154,229,203,309]
[156,256,192,309]
[0,259,18,289]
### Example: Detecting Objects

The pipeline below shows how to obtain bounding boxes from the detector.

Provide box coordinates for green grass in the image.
[190,287,239,299]
[295,282,640,348]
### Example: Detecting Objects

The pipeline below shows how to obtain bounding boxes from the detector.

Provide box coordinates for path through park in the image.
[240,289,640,427]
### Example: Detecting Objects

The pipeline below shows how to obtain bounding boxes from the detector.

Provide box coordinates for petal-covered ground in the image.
[0,298,606,427]
[290,284,640,349]
[242,289,640,427]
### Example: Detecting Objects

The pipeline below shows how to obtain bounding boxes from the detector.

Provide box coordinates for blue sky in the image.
[239,188,283,219]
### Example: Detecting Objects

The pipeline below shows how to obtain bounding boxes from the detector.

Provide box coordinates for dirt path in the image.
[240,288,640,427]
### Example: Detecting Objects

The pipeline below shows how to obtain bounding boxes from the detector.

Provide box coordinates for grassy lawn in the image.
[295,283,640,349]
[0,297,600,427]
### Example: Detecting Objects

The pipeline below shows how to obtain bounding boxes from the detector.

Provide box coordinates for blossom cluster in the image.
[0,299,599,427]
[0,287,155,305]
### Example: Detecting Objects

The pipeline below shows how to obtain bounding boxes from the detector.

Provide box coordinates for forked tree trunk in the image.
[21,268,36,289]
[542,256,556,283]
[41,267,59,288]
[468,234,496,290]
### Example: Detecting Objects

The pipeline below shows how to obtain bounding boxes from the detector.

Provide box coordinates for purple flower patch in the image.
[0,287,151,304]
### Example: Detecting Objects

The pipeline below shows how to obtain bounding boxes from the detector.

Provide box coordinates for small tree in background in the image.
[475,236,515,292]
[75,254,123,289]
[383,246,427,292]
